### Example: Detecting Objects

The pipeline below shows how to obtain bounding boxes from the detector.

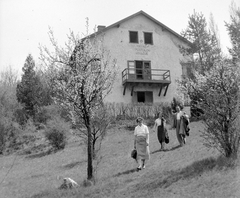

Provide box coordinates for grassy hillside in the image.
[0,121,239,198]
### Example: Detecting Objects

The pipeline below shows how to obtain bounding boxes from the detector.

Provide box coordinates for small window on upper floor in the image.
[129,31,138,43]
[144,32,153,44]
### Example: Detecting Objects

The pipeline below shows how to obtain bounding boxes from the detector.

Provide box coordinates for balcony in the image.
[122,68,171,96]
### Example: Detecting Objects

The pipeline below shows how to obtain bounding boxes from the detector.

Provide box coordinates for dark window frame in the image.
[144,32,153,45]
[129,31,139,43]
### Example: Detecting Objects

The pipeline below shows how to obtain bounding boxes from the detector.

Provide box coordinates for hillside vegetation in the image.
[0,121,239,198]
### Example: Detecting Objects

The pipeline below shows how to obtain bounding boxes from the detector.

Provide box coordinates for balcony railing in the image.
[122,68,171,85]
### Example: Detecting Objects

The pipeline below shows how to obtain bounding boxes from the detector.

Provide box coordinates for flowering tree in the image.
[39,27,117,180]
[179,58,240,157]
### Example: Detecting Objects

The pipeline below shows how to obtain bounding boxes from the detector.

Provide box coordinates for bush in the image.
[105,102,169,119]
[34,107,50,126]
[0,117,23,154]
[23,118,37,133]
[171,97,183,112]
[44,117,70,150]
[13,108,28,126]
[34,105,71,128]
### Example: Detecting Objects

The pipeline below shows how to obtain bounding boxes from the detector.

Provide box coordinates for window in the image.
[129,31,138,43]
[134,91,153,103]
[128,61,135,74]
[144,32,153,44]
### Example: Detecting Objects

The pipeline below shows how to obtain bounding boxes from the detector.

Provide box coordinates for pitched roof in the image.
[88,10,192,46]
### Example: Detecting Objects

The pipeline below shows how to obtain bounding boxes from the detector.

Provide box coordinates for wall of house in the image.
[96,14,190,104]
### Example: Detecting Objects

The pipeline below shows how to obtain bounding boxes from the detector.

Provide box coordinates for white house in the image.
[90,10,192,104]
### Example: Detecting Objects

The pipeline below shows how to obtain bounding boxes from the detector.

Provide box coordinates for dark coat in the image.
[157,122,168,143]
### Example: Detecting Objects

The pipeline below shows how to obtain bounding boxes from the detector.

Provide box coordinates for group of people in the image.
[133,105,190,171]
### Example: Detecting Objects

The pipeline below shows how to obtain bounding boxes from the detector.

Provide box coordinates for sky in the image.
[0,0,238,76]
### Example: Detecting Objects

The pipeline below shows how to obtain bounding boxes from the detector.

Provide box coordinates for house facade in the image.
[92,11,191,104]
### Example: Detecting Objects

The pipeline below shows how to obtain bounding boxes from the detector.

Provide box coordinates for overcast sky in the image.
[0,0,238,75]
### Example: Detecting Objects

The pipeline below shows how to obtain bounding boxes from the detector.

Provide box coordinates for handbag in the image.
[165,136,169,144]
[131,149,137,160]
[165,128,169,144]
[186,126,190,136]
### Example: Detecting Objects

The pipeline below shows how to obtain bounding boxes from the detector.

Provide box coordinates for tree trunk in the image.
[87,125,93,180]
[92,138,96,160]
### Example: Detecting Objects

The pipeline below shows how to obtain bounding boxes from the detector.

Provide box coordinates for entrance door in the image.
[135,61,151,80]
[143,62,151,80]
[136,61,143,79]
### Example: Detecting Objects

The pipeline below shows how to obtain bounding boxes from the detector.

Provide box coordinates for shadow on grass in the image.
[62,160,86,169]
[25,149,53,159]
[151,149,162,154]
[141,155,236,190]
[167,145,182,151]
[151,145,181,154]
[113,168,139,177]
[30,191,50,198]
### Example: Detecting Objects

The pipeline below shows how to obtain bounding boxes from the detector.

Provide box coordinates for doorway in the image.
[135,61,151,80]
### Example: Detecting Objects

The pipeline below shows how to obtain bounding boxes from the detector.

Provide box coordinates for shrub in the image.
[0,117,23,154]
[44,117,70,150]
[161,103,173,125]
[105,102,169,119]
[34,107,50,126]
[13,108,28,126]
[171,97,183,112]
[34,105,71,128]
[23,118,37,133]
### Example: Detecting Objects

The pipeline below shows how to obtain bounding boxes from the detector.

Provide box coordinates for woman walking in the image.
[134,117,150,171]
[172,105,187,146]
[153,113,168,151]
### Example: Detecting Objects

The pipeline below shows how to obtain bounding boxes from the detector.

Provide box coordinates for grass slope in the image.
[0,121,239,198]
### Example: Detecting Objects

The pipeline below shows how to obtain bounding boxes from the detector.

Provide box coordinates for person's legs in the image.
[160,142,165,150]
[176,121,182,145]
[182,134,186,144]
[160,142,163,150]
[176,129,182,144]
[142,159,145,169]
[179,134,184,146]
[137,158,142,170]
[162,142,165,151]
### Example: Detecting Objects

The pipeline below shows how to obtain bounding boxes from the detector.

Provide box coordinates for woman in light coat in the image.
[134,117,150,170]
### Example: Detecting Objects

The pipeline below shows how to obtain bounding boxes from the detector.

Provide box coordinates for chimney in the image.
[97,25,106,32]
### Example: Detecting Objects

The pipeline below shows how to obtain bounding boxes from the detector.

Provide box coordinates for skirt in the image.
[157,125,166,144]
[136,136,150,160]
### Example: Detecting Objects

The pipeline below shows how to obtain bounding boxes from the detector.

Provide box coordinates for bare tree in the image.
[39,26,117,181]
[0,65,18,87]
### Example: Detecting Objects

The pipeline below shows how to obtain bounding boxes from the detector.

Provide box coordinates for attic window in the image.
[144,32,153,44]
[129,31,138,43]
